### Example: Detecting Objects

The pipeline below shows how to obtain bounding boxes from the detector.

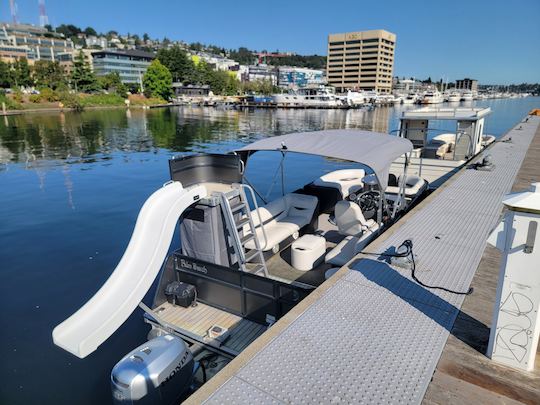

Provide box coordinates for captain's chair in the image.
[334,201,377,236]
[325,201,379,266]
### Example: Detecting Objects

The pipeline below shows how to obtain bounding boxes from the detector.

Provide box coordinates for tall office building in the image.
[327,29,396,94]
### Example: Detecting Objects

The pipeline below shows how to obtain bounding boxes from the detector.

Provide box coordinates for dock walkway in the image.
[186,114,540,404]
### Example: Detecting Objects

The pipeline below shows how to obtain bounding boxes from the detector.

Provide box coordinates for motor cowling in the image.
[111,335,194,404]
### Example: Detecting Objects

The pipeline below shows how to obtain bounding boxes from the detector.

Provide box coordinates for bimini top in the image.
[236,129,413,189]
[401,107,491,121]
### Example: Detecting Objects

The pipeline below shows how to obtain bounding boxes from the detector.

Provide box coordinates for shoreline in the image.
[0,102,174,116]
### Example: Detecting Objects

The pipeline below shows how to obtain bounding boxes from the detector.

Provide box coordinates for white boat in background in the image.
[402,93,417,104]
[272,85,340,108]
[391,107,493,188]
[421,90,444,104]
[446,91,461,103]
[461,91,474,101]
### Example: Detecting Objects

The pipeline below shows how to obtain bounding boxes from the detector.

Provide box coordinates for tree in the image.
[157,46,195,83]
[229,47,255,65]
[0,61,13,88]
[71,51,100,92]
[56,24,82,39]
[84,26,97,36]
[98,72,127,97]
[13,58,33,87]
[142,59,172,100]
[143,33,150,42]
[33,60,68,90]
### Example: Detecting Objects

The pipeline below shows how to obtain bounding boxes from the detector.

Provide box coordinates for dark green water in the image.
[1,97,539,404]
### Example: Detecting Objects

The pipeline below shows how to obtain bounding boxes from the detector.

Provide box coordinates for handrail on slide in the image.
[52,181,207,358]
[239,183,269,251]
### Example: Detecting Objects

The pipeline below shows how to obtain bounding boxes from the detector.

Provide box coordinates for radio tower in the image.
[9,0,18,24]
[38,0,49,27]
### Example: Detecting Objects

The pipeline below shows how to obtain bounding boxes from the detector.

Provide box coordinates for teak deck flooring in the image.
[155,302,267,354]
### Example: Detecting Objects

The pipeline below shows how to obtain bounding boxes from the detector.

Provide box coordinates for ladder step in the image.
[235,217,250,228]
[247,264,266,275]
[230,202,246,213]
[240,233,255,245]
[245,250,261,263]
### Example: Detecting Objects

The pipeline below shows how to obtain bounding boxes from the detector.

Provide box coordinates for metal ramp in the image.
[220,183,268,277]
[198,116,540,404]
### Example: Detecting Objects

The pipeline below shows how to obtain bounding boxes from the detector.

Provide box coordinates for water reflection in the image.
[0,106,397,167]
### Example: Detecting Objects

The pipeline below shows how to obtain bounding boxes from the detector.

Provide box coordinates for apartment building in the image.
[92,49,155,83]
[0,23,74,63]
[456,78,478,92]
[327,29,396,94]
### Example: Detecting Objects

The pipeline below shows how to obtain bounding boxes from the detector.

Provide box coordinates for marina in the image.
[1,96,539,404]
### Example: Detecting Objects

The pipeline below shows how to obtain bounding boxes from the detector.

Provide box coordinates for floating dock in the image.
[185,113,540,404]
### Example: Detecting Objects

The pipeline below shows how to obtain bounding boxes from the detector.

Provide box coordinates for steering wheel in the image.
[349,190,380,213]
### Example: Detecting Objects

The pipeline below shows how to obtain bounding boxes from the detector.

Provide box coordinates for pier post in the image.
[487,182,540,371]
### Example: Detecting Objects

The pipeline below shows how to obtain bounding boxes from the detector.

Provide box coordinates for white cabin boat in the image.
[272,86,340,108]
[446,91,461,103]
[390,107,495,188]
[421,90,444,104]
[461,91,474,101]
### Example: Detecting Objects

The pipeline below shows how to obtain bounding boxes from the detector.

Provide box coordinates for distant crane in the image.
[38,0,49,27]
[9,0,18,24]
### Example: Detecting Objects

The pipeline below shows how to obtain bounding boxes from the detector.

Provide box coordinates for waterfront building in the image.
[0,23,74,63]
[392,78,427,93]
[57,49,95,75]
[327,29,396,94]
[92,49,155,84]
[172,83,211,97]
[85,35,108,49]
[277,66,325,88]
[244,65,278,85]
[456,78,478,92]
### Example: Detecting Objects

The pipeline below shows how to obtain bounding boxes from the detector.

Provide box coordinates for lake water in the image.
[1,97,539,404]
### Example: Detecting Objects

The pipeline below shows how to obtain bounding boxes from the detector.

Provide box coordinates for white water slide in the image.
[53,181,207,358]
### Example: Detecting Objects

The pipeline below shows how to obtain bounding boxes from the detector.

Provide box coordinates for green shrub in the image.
[29,94,41,103]
[12,90,23,103]
[0,93,23,110]
[58,92,83,111]
[38,88,59,102]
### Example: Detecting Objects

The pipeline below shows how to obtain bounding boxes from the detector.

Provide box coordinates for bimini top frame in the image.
[236,129,413,191]
[400,107,492,121]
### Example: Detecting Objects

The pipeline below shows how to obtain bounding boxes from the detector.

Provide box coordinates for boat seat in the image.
[244,193,318,251]
[334,200,378,237]
[385,175,427,197]
[312,169,365,198]
[325,200,379,266]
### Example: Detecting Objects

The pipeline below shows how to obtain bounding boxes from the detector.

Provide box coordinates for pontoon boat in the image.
[390,107,495,188]
[52,130,429,403]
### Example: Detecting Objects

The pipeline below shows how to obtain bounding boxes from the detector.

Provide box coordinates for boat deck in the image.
[185,114,540,404]
[154,302,267,355]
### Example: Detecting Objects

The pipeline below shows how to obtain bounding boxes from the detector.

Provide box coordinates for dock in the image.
[185,113,540,404]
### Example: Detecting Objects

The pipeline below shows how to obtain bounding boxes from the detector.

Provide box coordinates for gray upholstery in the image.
[245,193,318,251]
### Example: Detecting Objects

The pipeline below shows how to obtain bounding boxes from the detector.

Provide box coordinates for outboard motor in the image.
[111,335,194,404]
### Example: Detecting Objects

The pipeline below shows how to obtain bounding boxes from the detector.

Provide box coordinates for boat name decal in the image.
[179,258,208,274]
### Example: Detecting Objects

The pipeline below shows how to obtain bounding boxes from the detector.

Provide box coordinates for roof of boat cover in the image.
[236,129,413,189]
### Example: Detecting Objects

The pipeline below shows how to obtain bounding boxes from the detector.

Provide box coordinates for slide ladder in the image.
[52,181,207,358]
[220,184,268,277]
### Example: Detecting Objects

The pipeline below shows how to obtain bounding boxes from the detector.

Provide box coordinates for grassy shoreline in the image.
[0,92,169,115]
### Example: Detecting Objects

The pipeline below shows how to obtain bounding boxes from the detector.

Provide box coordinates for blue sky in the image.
[2,0,539,84]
